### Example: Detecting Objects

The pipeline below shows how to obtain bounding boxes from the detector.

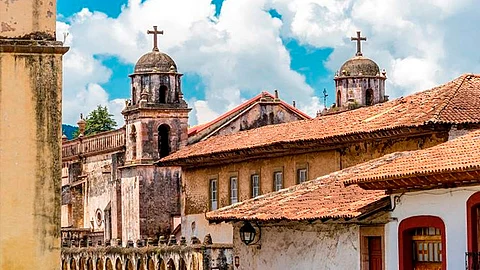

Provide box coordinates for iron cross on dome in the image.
[351,31,367,56]
[147,26,164,52]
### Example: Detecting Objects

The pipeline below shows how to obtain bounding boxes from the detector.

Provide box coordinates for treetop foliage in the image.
[73,105,117,137]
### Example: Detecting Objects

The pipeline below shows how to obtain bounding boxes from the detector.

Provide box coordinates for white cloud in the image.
[58,0,480,126]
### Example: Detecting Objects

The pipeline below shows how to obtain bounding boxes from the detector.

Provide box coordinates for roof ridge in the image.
[429,74,468,123]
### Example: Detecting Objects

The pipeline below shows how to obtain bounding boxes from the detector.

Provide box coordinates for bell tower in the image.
[334,31,387,109]
[122,26,190,164]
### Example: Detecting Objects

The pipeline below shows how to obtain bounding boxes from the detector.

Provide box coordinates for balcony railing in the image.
[466,252,480,270]
[62,128,125,160]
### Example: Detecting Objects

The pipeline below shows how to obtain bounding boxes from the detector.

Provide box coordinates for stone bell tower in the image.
[119,27,189,243]
[334,31,387,109]
[122,26,190,164]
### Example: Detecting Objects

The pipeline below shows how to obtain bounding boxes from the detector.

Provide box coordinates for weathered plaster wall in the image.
[232,222,360,270]
[182,213,233,244]
[385,187,480,270]
[0,47,66,268]
[0,0,56,39]
[340,132,448,169]
[211,103,305,138]
[120,165,182,241]
[122,176,141,246]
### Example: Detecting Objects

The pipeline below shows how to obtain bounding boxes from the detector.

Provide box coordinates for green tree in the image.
[73,105,117,137]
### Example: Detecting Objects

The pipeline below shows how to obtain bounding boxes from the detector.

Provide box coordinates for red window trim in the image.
[398,215,446,270]
[467,192,480,252]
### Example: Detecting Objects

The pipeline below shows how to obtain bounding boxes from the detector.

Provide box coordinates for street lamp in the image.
[239,221,260,245]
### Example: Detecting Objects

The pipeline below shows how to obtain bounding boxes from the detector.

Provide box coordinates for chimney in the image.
[274,89,279,99]
[292,101,296,108]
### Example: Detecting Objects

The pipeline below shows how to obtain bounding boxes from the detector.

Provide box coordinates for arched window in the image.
[130,125,137,160]
[158,124,170,158]
[160,85,168,103]
[398,216,446,270]
[336,90,342,107]
[366,89,374,106]
[132,87,136,105]
[467,192,480,253]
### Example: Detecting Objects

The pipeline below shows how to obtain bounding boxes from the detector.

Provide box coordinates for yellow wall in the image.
[0,0,56,39]
[183,132,448,215]
[0,0,67,269]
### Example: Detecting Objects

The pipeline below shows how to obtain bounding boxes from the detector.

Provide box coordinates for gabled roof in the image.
[187,91,310,138]
[159,74,480,167]
[206,158,389,222]
[344,129,480,191]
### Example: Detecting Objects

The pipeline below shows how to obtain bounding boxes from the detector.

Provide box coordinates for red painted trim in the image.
[398,215,446,270]
[467,192,480,252]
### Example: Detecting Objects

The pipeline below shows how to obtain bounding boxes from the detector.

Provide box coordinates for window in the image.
[251,174,260,198]
[274,171,283,191]
[230,177,238,204]
[159,85,168,103]
[158,124,170,158]
[210,179,218,210]
[337,90,342,107]
[297,168,307,184]
[366,89,374,106]
[398,216,446,270]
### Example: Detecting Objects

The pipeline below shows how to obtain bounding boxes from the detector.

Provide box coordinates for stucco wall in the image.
[232,222,360,270]
[385,187,480,270]
[0,0,56,39]
[122,176,141,246]
[0,41,66,269]
[182,213,233,244]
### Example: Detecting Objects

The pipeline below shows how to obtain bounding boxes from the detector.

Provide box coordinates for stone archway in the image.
[106,258,114,270]
[179,258,187,270]
[147,257,155,270]
[86,258,93,270]
[115,258,122,270]
[158,258,166,270]
[79,257,86,270]
[70,258,77,270]
[167,259,175,270]
[126,259,134,270]
[96,258,104,270]
[137,258,145,270]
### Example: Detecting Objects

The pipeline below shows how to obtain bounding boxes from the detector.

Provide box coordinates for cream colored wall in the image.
[0,1,66,269]
[0,0,56,39]
[0,53,64,269]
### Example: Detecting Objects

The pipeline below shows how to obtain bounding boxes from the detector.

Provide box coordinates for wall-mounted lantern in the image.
[239,221,261,245]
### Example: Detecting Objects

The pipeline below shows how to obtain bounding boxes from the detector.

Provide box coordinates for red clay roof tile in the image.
[161,74,480,165]
[344,129,480,190]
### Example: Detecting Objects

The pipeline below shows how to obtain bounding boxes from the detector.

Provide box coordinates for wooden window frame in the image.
[209,178,218,211]
[251,174,260,198]
[398,215,446,270]
[273,171,283,192]
[230,176,238,204]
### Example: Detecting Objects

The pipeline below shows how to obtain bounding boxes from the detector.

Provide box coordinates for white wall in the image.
[233,222,360,270]
[385,187,480,270]
[182,213,233,244]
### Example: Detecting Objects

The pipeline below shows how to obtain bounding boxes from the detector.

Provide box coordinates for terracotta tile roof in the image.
[187,91,310,136]
[160,74,480,166]
[344,129,480,191]
[206,160,389,222]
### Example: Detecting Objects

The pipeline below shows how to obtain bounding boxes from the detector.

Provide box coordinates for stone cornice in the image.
[0,39,69,54]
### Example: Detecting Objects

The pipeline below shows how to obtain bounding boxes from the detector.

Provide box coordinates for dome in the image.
[339,56,379,77]
[134,51,177,73]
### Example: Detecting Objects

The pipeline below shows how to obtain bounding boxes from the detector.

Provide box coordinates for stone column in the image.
[0,0,68,269]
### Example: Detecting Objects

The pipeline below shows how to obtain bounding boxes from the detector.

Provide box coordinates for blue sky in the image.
[57,0,480,125]
[57,0,335,124]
